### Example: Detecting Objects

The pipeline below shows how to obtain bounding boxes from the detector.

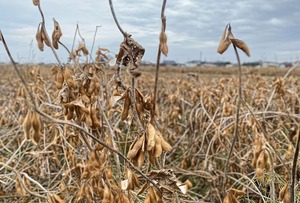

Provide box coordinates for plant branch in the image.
[90,25,102,61]
[108,0,128,37]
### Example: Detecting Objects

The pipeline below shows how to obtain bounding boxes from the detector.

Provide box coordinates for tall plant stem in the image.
[291,126,300,203]
[108,0,127,37]
[223,45,242,194]
[152,0,167,123]
[90,25,102,61]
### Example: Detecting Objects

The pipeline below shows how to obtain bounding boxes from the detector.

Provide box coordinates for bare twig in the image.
[152,0,167,123]
[108,0,128,37]
[90,25,102,61]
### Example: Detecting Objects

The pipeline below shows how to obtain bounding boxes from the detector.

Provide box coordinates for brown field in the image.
[0,64,299,202]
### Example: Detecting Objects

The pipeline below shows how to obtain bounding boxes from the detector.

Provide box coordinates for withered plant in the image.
[1,1,300,203]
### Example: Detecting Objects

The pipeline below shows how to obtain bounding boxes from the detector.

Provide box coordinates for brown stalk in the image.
[108,0,128,37]
[223,38,242,195]
[153,0,167,123]
[90,25,102,61]
[130,78,144,132]
[71,24,78,52]
[97,98,122,186]
[0,30,162,194]
[291,121,300,203]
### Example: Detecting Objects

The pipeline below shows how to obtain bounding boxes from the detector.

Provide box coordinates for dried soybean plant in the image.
[217,23,250,198]
[2,0,192,202]
[109,0,192,202]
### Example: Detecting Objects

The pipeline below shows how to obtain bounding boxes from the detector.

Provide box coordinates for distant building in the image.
[141,61,154,66]
[185,60,202,67]
[279,62,293,68]
[161,60,177,66]
[262,61,279,68]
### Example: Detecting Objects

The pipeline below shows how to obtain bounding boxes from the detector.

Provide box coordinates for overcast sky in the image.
[0,0,300,64]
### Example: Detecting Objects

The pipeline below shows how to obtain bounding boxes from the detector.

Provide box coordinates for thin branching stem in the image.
[71,24,78,52]
[90,25,102,61]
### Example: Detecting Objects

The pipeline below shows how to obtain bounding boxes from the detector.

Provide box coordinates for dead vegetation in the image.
[0,0,300,203]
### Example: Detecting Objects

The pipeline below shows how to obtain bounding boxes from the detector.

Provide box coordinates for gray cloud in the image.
[0,0,299,64]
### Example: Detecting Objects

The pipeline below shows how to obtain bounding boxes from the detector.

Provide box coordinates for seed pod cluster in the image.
[52,19,62,49]
[217,23,250,57]
[127,123,172,167]
[119,88,146,121]
[144,186,162,203]
[251,133,271,182]
[77,43,89,56]
[95,48,110,63]
[22,110,41,145]
[255,149,271,183]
